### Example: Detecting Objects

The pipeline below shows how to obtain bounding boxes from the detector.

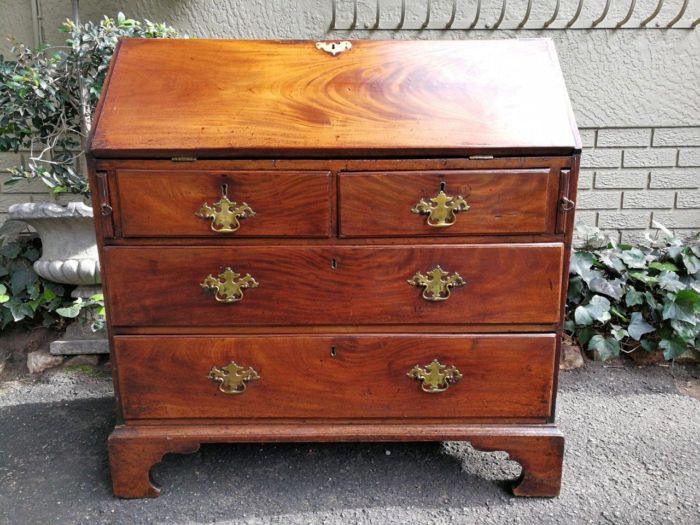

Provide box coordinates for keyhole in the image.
[439,181,446,192]
[331,258,337,269]
[221,183,228,197]
[330,345,337,357]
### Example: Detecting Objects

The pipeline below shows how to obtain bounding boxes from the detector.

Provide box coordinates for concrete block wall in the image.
[1,0,698,246]
[575,127,700,245]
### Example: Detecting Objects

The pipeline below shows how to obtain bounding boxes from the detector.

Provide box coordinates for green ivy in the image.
[0,233,73,330]
[0,13,179,195]
[566,224,700,361]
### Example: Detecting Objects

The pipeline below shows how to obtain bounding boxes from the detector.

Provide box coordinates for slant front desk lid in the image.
[88,38,581,159]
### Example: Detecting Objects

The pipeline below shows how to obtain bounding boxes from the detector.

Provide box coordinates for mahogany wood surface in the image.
[114,334,556,420]
[88,39,580,159]
[103,244,563,327]
[115,170,332,237]
[108,423,563,498]
[339,169,557,236]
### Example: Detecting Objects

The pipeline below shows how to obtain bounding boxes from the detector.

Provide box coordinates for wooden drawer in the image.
[114,334,557,420]
[339,169,559,237]
[113,170,332,237]
[104,243,563,327]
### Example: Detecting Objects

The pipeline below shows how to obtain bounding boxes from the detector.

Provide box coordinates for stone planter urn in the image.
[8,201,108,355]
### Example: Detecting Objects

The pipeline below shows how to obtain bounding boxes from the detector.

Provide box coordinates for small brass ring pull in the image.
[408,265,465,301]
[208,361,259,394]
[201,267,258,303]
[408,359,462,393]
[195,185,255,233]
[411,184,469,228]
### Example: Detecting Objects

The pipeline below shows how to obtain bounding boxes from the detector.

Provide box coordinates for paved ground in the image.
[0,363,698,525]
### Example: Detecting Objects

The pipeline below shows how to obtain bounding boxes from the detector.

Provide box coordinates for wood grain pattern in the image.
[108,423,563,498]
[88,39,580,158]
[115,170,331,237]
[339,169,557,236]
[114,334,556,420]
[103,244,563,327]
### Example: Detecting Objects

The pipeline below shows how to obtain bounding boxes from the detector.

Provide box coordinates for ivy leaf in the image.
[569,252,595,277]
[659,337,688,360]
[662,289,700,325]
[621,248,647,269]
[625,288,644,307]
[670,320,698,343]
[574,295,611,326]
[589,276,625,301]
[629,272,657,285]
[628,312,655,341]
[0,283,9,303]
[9,265,37,294]
[648,261,679,273]
[640,339,657,353]
[681,248,700,274]
[567,276,585,302]
[610,325,629,341]
[588,335,620,361]
[657,271,685,293]
[56,299,83,319]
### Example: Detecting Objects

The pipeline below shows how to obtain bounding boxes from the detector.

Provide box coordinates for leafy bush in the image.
[0,233,73,329]
[566,224,700,361]
[0,13,179,195]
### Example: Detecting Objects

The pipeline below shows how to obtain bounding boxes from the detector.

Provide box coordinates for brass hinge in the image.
[171,156,197,162]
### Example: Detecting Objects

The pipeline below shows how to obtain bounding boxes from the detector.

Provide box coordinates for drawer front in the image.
[114,170,332,237]
[115,334,556,420]
[339,169,558,237]
[104,244,563,327]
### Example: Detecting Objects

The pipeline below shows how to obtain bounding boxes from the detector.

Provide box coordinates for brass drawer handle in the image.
[407,265,465,301]
[411,184,469,228]
[201,267,258,303]
[208,361,259,394]
[195,184,255,233]
[408,359,462,393]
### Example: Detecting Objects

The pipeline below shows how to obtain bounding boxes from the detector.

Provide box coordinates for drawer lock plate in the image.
[208,361,260,394]
[408,265,465,301]
[408,359,462,393]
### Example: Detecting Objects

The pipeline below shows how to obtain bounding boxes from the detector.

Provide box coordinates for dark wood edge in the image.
[108,423,563,498]
[545,39,582,152]
[94,156,573,171]
[86,38,123,156]
[112,324,559,335]
[550,153,580,423]
[90,146,578,160]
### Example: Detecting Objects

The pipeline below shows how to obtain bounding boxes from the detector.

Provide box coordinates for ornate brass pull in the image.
[408,359,462,393]
[208,361,259,394]
[411,185,469,228]
[201,267,258,303]
[195,184,255,233]
[407,265,465,301]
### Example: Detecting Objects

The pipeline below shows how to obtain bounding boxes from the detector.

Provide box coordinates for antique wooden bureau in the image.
[87,38,580,498]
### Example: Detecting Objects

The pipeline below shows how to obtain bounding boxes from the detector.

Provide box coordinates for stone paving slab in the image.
[0,365,698,525]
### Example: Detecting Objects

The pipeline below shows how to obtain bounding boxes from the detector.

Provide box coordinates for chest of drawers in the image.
[87,38,580,498]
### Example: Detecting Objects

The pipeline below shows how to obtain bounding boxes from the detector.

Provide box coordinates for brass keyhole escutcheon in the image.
[411,182,469,228]
[201,267,258,303]
[208,361,259,394]
[407,265,466,301]
[195,183,256,233]
[407,359,462,393]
